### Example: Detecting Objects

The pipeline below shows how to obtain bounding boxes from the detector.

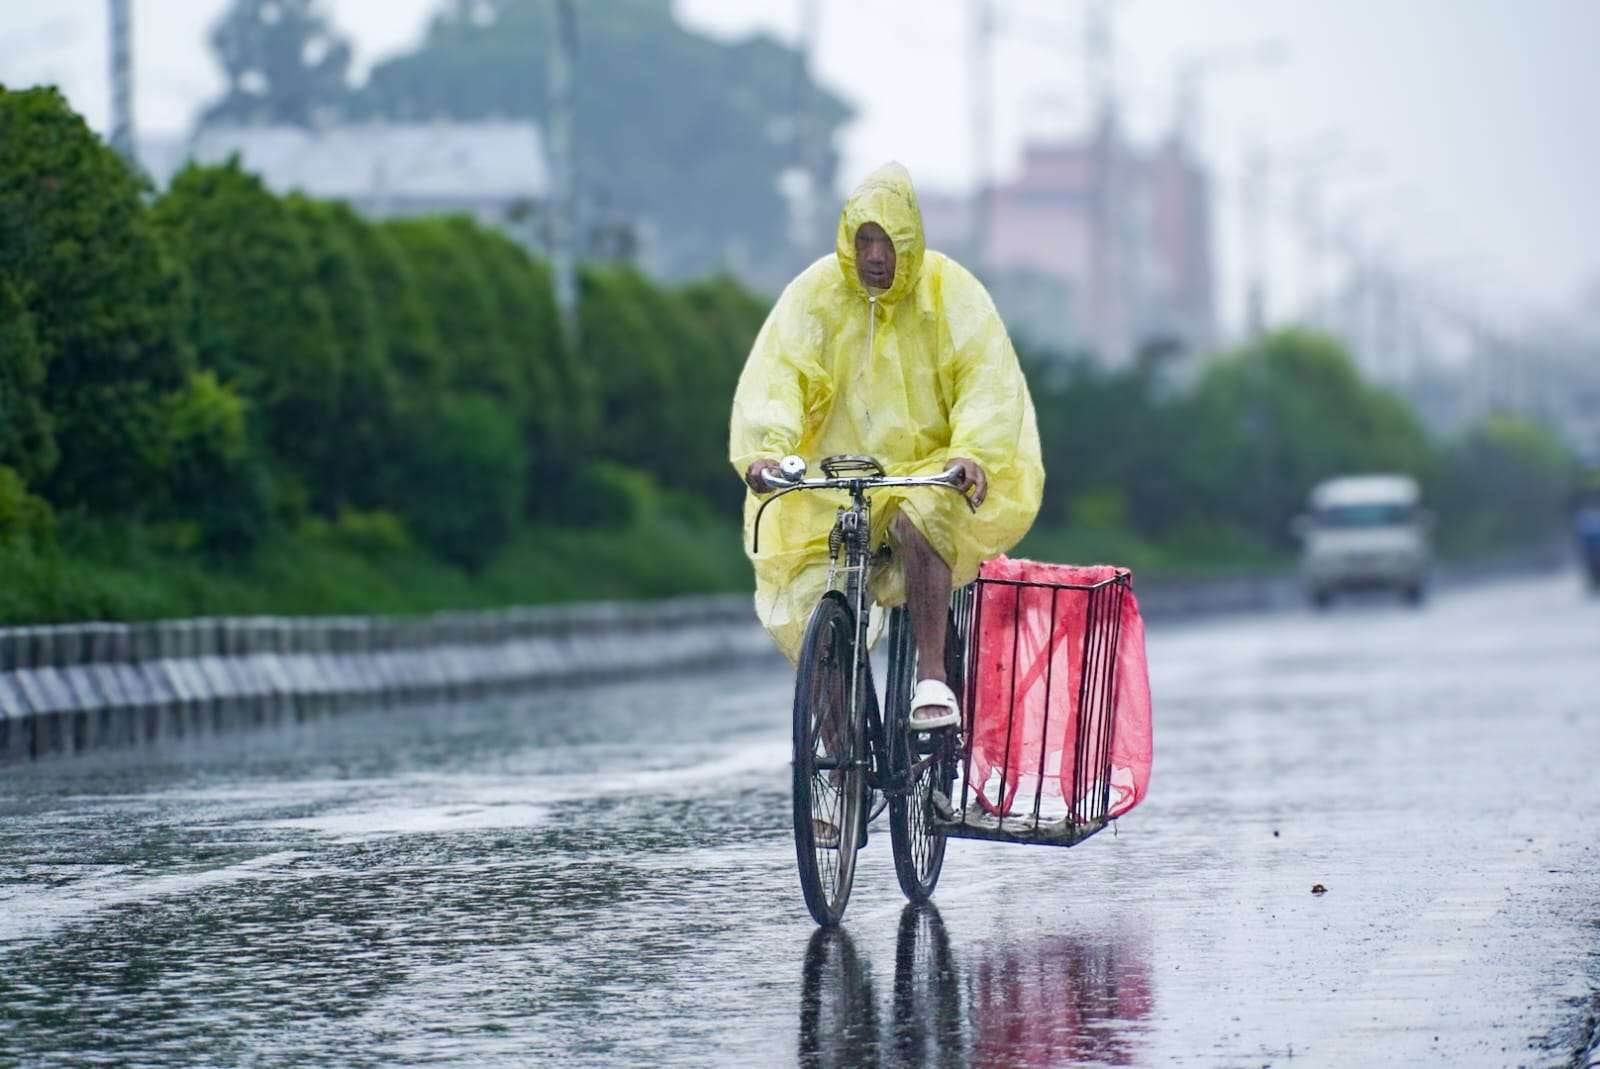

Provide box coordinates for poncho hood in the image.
[834,161,926,306]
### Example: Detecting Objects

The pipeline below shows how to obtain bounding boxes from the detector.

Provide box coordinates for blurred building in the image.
[180,121,550,224]
[921,118,1216,368]
[148,121,637,261]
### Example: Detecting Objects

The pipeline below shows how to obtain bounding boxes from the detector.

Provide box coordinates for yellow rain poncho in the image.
[729,162,1044,661]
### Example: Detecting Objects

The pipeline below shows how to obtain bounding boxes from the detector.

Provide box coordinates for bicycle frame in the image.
[754,456,974,799]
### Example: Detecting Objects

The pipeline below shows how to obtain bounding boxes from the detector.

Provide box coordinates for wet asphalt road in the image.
[1,573,1597,1068]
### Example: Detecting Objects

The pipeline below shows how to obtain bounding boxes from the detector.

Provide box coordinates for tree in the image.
[151,160,341,510]
[462,228,593,507]
[347,0,853,284]
[284,195,397,512]
[394,393,526,571]
[383,218,528,410]
[1433,415,1574,553]
[0,465,53,545]
[1021,350,1189,532]
[0,85,193,513]
[200,0,353,128]
[577,265,681,480]
[150,371,272,554]
[679,277,769,506]
[1184,330,1432,545]
[1020,330,1441,551]
[341,212,445,398]
[0,279,54,485]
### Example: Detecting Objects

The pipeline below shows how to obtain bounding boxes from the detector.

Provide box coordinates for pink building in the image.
[922,121,1215,368]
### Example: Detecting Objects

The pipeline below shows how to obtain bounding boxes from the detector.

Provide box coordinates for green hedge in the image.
[0,85,194,514]
[0,85,768,577]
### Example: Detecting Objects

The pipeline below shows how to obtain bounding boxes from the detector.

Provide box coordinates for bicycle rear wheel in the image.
[888,606,961,904]
[793,592,866,926]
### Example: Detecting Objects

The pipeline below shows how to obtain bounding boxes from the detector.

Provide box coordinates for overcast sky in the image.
[3,0,1596,333]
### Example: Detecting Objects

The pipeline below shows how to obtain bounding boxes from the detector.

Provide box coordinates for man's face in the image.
[854,222,896,291]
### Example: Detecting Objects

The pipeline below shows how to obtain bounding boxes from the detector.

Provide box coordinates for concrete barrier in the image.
[0,595,765,762]
[93,625,144,748]
[0,629,29,759]
[130,621,179,741]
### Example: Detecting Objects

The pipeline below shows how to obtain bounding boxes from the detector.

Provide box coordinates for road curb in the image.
[0,595,767,763]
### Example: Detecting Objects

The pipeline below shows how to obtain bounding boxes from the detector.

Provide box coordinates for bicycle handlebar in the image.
[759,467,966,494]
[751,463,976,555]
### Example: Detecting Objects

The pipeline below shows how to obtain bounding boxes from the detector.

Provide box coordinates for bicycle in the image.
[753,454,977,926]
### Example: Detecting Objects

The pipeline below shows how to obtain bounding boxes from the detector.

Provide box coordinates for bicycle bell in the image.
[778,455,808,483]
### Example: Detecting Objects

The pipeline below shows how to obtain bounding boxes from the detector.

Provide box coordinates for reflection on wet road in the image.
[800,907,1153,1068]
[1,574,1597,1067]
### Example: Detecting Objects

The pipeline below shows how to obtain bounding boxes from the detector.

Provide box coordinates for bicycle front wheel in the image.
[792,592,866,927]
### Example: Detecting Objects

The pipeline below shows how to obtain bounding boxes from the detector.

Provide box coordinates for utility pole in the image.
[1240,139,1269,338]
[108,0,136,165]
[968,0,994,269]
[1373,267,1401,386]
[1085,0,1127,364]
[1084,0,1115,123]
[1296,175,1327,329]
[546,0,579,343]
[790,0,824,253]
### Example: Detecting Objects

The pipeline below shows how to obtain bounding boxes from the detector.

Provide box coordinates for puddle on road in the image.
[262,801,552,839]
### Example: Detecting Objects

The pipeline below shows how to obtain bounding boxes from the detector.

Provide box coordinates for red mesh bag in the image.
[963,557,1152,827]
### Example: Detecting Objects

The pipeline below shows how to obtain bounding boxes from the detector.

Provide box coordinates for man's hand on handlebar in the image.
[945,457,987,508]
[745,458,783,494]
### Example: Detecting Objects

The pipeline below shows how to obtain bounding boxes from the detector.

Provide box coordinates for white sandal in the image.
[908,678,960,731]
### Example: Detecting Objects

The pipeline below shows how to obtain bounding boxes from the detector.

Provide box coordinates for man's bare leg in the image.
[894,512,950,687]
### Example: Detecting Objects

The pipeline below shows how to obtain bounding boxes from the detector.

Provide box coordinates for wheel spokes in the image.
[905,738,944,880]
[807,619,854,906]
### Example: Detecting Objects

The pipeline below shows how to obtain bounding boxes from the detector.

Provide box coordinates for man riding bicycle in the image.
[729,162,1043,731]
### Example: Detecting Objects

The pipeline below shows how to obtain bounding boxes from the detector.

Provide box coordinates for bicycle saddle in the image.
[820,455,886,478]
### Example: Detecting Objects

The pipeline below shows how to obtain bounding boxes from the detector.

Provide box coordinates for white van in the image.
[1295,474,1431,607]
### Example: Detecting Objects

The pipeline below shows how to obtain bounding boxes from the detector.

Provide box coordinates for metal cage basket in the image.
[936,568,1135,848]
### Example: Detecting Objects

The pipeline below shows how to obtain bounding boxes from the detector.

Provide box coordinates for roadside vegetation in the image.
[0,86,1578,623]
[1020,330,1577,571]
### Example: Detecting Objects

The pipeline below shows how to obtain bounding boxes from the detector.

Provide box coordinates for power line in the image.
[1171,38,1285,154]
